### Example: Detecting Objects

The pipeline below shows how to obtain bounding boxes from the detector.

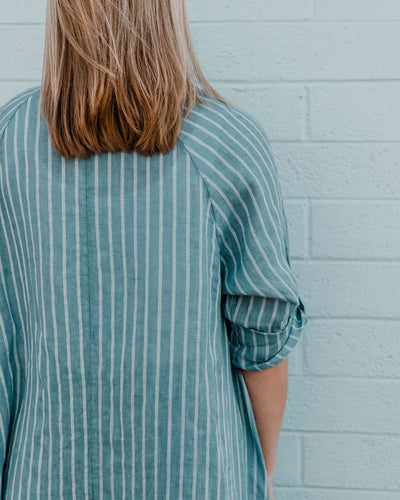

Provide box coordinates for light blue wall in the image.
[1,1,400,497]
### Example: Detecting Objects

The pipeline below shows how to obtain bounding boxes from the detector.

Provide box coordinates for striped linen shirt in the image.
[0,85,307,499]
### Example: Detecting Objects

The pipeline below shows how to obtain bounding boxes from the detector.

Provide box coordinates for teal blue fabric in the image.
[0,85,307,499]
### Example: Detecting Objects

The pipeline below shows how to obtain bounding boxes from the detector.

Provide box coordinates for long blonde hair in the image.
[40,0,229,159]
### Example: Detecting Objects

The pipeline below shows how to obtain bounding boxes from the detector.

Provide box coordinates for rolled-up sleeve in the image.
[214,116,308,371]
[180,102,308,371]
[224,294,307,371]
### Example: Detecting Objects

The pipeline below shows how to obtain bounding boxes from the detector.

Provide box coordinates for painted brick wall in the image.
[1,1,400,498]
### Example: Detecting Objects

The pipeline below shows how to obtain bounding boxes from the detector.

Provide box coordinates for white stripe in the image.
[119,152,127,499]
[108,152,116,500]
[166,144,177,500]
[204,197,212,499]
[192,161,203,498]
[75,157,90,499]
[178,148,189,499]
[48,129,65,499]
[141,155,151,498]
[61,155,77,499]
[130,152,138,497]
[94,153,104,500]
[35,101,46,499]
[24,93,40,500]
[154,152,164,499]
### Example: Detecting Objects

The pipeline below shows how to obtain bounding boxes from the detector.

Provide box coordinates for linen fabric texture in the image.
[0,86,307,499]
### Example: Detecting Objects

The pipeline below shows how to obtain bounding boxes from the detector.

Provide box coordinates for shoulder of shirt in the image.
[0,85,41,148]
[178,93,275,174]
[178,93,280,203]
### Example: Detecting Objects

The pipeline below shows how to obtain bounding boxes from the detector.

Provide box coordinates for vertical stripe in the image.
[192,156,202,499]
[154,152,163,499]
[48,128,64,499]
[142,154,150,499]
[33,99,45,500]
[0,86,307,500]
[178,148,190,499]
[210,215,222,500]
[166,144,176,500]
[61,157,75,498]
[75,157,90,499]
[204,198,212,499]
[25,95,42,500]
[94,153,104,500]
[119,152,127,500]
[107,152,116,499]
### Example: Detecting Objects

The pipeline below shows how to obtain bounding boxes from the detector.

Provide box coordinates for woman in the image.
[0,0,307,498]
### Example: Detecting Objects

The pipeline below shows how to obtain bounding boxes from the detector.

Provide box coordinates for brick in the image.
[304,434,400,489]
[277,487,400,500]
[1,6,400,499]
[0,0,46,23]
[215,85,306,141]
[283,377,400,433]
[286,340,303,375]
[303,319,400,378]
[309,84,400,141]
[191,22,400,81]
[272,143,400,199]
[315,0,400,20]
[273,434,302,486]
[292,261,400,319]
[191,25,253,81]
[188,0,310,21]
[311,201,400,259]
[284,200,308,259]
[0,26,44,80]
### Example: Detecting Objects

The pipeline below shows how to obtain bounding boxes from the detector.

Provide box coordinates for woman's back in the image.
[0,85,306,499]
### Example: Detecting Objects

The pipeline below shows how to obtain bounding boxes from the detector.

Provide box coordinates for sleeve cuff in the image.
[228,298,308,371]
